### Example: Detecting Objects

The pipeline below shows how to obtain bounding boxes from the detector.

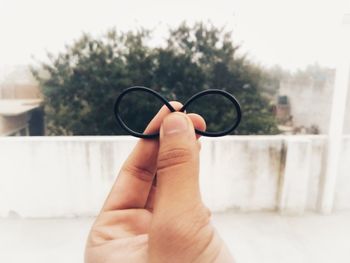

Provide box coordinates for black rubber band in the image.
[114,86,241,138]
[181,89,242,137]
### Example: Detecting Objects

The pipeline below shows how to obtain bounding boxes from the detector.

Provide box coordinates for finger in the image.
[102,101,183,211]
[188,113,206,139]
[153,112,203,215]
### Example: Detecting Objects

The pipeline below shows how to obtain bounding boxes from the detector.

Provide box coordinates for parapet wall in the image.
[0,136,349,218]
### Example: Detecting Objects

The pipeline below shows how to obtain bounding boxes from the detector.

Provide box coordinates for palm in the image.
[86,209,153,263]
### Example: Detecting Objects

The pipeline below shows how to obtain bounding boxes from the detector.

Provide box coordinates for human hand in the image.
[85,102,234,263]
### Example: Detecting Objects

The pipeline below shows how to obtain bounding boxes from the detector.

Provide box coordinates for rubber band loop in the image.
[114,86,241,138]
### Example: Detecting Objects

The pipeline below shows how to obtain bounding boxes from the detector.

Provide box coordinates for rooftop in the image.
[0,99,42,117]
[1,212,350,263]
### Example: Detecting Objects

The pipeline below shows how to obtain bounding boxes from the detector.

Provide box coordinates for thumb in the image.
[150,113,218,263]
[154,112,202,213]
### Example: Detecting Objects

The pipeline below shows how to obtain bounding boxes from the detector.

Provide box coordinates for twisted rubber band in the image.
[114,86,242,139]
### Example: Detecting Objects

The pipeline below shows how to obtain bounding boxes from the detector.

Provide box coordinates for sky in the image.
[0,0,350,82]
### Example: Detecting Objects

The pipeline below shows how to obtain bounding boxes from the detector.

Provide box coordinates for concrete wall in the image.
[0,136,349,218]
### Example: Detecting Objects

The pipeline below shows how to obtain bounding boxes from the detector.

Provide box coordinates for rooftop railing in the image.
[0,135,349,218]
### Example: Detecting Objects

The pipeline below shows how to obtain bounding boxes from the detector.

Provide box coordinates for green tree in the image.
[157,23,279,134]
[32,30,155,135]
[33,23,279,135]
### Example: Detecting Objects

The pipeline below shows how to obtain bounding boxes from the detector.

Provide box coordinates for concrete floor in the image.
[0,212,350,263]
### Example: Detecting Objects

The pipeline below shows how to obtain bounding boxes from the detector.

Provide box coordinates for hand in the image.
[85,102,234,263]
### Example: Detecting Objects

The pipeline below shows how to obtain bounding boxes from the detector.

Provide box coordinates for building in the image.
[0,99,43,136]
[0,79,44,136]
[277,69,350,134]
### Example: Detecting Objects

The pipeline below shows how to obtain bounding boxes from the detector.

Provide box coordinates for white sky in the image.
[0,0,350,81]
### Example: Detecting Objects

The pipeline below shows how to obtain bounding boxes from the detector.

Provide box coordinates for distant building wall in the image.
[279,75,350,134]
[0,114,29,136]
[276,104,291,123]
[0,99,43,136]
[0,84,41,99]
[279,79,333,133]
[0,136,349,218]
[0,65,39,99]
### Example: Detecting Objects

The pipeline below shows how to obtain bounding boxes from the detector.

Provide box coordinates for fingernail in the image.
[163,113,189,135]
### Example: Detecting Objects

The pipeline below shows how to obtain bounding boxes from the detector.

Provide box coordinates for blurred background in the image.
[0,0,350,262]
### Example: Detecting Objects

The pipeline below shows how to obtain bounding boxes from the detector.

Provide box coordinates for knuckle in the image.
[88,227,111,246]
[121,163,154,183]
[157,147,194,171]
[202,205,212,219]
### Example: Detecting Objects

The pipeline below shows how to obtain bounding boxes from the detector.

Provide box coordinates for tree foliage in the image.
[32,23,279,135]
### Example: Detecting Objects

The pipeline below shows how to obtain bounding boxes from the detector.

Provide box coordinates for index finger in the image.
[101,102,183,211]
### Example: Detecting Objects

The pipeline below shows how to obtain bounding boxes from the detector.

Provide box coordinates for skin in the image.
[85,102,234,263]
